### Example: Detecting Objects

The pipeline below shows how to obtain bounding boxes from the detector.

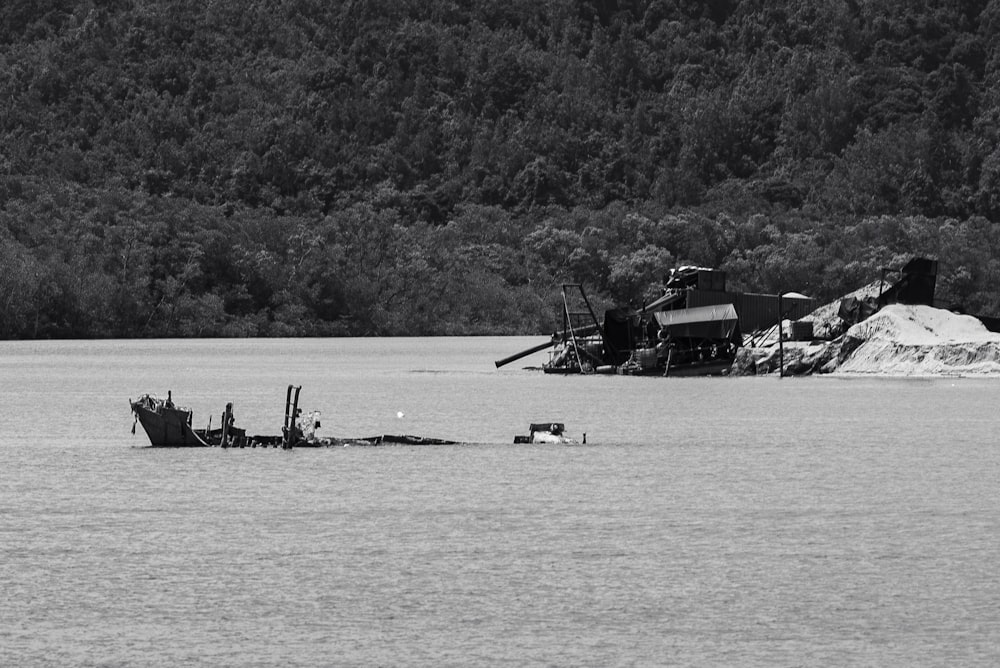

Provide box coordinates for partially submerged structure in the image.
[130,387,458,448]
[130,392,223,447]
[513,422,581,444]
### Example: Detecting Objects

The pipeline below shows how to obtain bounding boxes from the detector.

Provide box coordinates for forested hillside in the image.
[3,0,1000,338]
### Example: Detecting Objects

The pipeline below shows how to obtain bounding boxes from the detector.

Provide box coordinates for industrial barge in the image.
[497,266,815,376]
[495,257,988,377]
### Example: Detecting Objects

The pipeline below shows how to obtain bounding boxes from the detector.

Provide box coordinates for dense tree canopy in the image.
[2,0,1000,338]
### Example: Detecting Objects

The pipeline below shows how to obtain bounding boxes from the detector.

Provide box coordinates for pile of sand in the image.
[835,304,1000,375]
[736,302,1000,376]
[800,280,885,340]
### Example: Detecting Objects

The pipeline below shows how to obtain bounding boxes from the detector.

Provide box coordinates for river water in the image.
[1,337,998,666]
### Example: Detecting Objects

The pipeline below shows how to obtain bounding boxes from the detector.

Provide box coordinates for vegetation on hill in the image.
[3,0,1000,338]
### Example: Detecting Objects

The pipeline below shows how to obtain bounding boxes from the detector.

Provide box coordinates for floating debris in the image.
[514,423,583,445]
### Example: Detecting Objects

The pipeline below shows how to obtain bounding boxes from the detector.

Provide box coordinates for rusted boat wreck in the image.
[130,392,217,447]
[130,386,457,448]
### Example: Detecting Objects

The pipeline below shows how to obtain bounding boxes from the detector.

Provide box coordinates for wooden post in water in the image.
[290,386,301,447]
[282,385,301,449]
[281,385,293,449]
[220,402,233,447]
[778,293,784,379]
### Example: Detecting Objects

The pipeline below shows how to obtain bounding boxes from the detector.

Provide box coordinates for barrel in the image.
[634,347,658,370]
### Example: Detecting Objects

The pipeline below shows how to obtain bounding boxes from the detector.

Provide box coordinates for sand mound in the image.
[800,280,884,340]
[836,304,1000,375]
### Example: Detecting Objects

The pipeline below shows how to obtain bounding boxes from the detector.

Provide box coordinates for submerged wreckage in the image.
[497,258,1000,377]
[130,386,457,448]
[131,389,582,448]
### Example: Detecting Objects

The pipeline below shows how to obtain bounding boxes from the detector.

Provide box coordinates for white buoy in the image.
[396,411,405,418]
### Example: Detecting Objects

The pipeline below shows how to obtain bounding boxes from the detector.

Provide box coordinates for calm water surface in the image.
[1,337,999,666]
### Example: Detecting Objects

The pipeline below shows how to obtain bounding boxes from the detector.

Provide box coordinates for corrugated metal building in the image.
[683,290,817,332]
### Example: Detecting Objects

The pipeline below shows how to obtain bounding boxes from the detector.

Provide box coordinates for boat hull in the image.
[131,399,210,447]
[129,391,457,448]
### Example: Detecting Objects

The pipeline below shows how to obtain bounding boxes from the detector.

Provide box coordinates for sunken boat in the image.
[130,392,218,447]
[130,386,457,448]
